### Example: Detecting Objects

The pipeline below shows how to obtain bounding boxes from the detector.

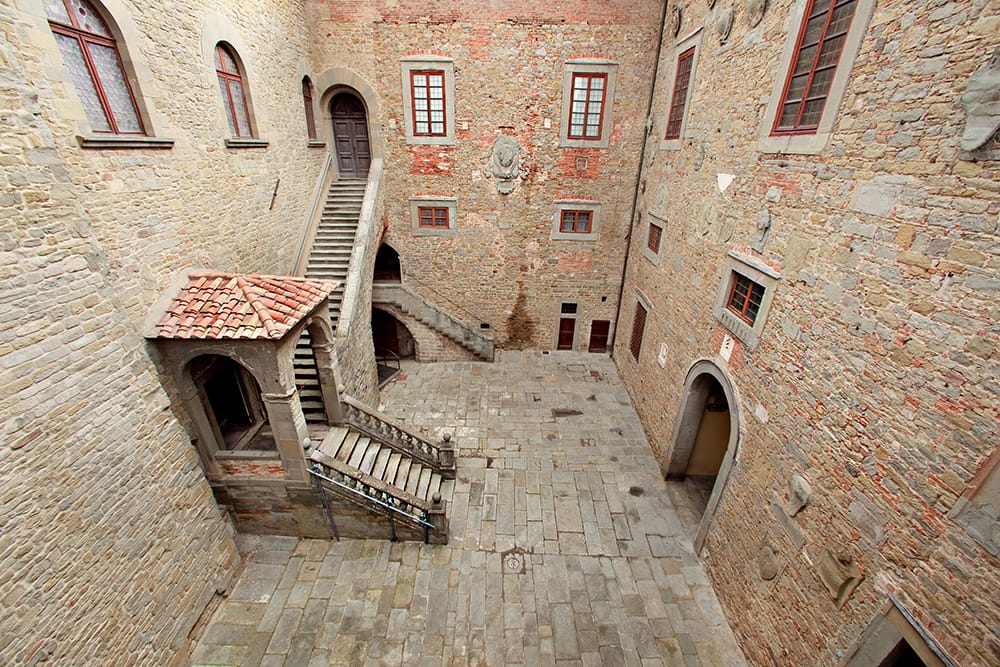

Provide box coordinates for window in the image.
[215,43,253,138]
[560,61,618,148]
[400,58,455,145]
[726,275,766,325]
[758,0,875,154]
[559,210,593,234]
[418,206,449,229]
[302,76,317,141]
[410,70,446,137]
[551,200,602,241]
[665,47,695,140]
[568,73,607,140]
[773,0,858,134]
[712,252,781,348]
[409,197,457,236]
[629,300,648,362]
[45,0,144,135]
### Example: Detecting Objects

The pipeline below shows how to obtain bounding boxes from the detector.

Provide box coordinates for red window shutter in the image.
[629,302,647,361]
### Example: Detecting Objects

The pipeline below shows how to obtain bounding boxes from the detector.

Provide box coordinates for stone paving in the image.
[190,351,747,666]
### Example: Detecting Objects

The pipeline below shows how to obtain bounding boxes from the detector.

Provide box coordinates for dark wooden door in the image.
[331,94,370,178]
[588,320,610,353]
[557,318,576,350]
[371,310,400,355]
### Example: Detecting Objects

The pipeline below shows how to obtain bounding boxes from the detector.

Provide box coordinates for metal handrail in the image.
[308,463,434,530]
[375,347,401,370]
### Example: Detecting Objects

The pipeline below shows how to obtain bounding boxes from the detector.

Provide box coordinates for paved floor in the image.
[190,351,746,666]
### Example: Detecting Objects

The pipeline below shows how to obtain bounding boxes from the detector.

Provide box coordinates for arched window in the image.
[45,0,144,135]
[302,76,317,141]
[215,43,253,138]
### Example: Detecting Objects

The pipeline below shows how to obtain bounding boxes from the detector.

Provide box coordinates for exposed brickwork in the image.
[616,1,999,664]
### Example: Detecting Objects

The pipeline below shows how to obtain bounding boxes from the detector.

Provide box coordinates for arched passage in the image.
[374,243,402,282]
[665,359,740,553]
[330,91,370,178]
[372,308,416,386]
[189,354,274,451]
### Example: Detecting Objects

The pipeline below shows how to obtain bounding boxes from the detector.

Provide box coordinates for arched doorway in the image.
[374,243,402,282]
[189,354,274,451]
[330,92,370,178]
[371,308,415,386]
[665,360,740,553]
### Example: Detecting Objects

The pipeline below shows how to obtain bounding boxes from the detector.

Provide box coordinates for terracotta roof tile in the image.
[149,272,338,340]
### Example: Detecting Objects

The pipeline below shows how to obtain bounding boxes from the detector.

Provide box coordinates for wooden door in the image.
[588,320,610,353]
[331,94,371,178]
[557,318,576,350]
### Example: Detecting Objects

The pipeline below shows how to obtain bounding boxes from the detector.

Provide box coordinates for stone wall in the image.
[0,3,241,663]
[306,0,664,350]
[373,303,482,363]
[14,0,326,327]
[615,0,999,664]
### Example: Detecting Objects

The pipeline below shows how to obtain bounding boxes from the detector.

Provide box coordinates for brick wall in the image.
[0,3,241,663]
[307,0,663,350]
[616,0,999,664]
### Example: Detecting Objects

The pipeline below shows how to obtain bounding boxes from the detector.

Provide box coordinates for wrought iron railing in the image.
[308,450,441,543]
[340,395,455,476]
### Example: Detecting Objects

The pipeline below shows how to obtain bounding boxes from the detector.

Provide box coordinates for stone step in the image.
[394,458,413,490]
[347,436,372,468]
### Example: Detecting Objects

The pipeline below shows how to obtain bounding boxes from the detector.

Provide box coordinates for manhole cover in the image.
[501,547,528,574]
[506,556,521,570]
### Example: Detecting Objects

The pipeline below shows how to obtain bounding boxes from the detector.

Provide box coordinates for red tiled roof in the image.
[150,272,338,340]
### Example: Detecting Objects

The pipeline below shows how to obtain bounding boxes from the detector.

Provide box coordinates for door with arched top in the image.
[330,92,370,178]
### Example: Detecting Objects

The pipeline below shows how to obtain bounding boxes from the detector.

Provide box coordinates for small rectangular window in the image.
[726,274,766,325]
[646,222,663,254]
[410,69,447,137]
[567,73,607,140]
[417,206,449,229]
[665,47,695,140]
[773,0,859,135]
[560,210,593,234]
[629,301,647,361]
[561,302,578,315]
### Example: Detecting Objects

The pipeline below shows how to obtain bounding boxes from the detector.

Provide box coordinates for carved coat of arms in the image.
[482,135,529,195]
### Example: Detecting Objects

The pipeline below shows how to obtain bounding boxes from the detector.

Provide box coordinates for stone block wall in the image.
[306,0,664,350]
[0,3,241,662]
[373,303,482,363]
[615,0,999,664]
[13,0,326,327]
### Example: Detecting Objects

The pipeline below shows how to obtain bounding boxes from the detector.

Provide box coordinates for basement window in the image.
[409,196,456,236]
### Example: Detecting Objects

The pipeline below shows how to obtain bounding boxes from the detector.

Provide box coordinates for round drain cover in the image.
[506,556,521,571]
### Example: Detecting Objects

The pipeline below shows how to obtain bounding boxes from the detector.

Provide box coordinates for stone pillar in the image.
[311,339,344,425]
[428,493,449,545]
[178,383,221,476]
[261,387,311,482]
[439,432,456,479]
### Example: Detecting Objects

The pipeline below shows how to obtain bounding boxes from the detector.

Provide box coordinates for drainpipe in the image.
[610,0,669,352]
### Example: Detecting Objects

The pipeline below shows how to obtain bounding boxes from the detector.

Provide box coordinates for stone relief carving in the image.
[482,135,529,194]
[669,5,683,38]
[816,545,864,608]
[698,198,717,237]
[958,47,1000,152]
[717,7,735,44]
[717,216,735,243]
[757,539,784,581]
[744,0,767,27]
[752,209,771,253]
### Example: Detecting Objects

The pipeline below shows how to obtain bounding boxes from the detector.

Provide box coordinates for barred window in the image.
[629,301,648,361]
[559,210,593,234]
[726,274,766,325]
[417,206,449,229]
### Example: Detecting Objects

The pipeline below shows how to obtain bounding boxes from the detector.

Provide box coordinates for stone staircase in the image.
[295,179,366,421]
[372,282,495,362]
[308,396,455,543]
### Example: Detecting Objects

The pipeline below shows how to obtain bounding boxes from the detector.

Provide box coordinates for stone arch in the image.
[665,359,741,553]
[374,243,402,282]
[290,316,343,425]
[186,353,272,454]
[372,306,418,360]
[315,67,383,159]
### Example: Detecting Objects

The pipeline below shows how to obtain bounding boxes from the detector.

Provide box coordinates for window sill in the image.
[757,131,830,155]
[559,138,610,150]
[412,227,455,238]
[551,232,599,242]
[404,135,455,146]
[307,140,326,148]
[77,135,175,150]
[225,138,269,149]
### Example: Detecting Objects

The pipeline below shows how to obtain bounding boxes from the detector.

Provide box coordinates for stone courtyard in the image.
[189,351,746,666]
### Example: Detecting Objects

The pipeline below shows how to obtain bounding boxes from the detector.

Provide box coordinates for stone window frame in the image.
[409,197,457,237]
[841,596,953,667]
[757,0,876,155]
[560,60,619,149]
[642,213,665,265]
[660,28,704,151]
[400,57,456,146]
[30,0,174,150]
[551,200,602,241]
[711,251,780,349]
[200,15,267,149]
[628,290,652,363]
